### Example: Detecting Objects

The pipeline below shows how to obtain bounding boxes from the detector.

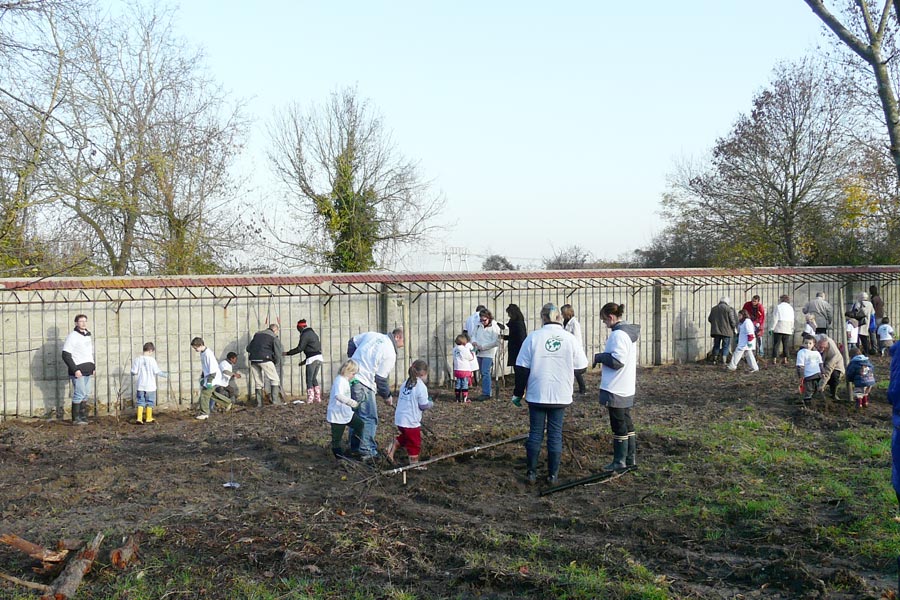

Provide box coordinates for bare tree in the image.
[267,87,443,272]
[0,0,82,275]
[803,0,900,182]
[663,59,857,266]
[49,4,247,275]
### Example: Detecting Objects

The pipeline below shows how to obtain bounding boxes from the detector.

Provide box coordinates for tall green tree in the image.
[268,87,443,272]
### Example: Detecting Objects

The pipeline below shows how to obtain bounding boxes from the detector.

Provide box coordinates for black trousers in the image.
[607,406,634,437]
[574,368,587,394]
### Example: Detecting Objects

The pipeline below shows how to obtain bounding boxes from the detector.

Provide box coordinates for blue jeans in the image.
[711,336,731,358]
[526,403,565,476]
[70,375,92,405]
[477,356,493,396]
[136,390,157,407]
[351,382,378,457]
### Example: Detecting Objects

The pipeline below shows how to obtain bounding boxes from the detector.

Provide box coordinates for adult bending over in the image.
[594,302,641,472]
[815,334,845,400]
[246,323,284,406]
[347,328,404,461]
[512,303,588,484]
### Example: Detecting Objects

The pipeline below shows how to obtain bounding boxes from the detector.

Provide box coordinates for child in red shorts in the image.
[452,334,475,402]
[386,359,433,467]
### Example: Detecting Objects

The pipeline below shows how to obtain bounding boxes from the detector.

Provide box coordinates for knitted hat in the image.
[297,319,307,331]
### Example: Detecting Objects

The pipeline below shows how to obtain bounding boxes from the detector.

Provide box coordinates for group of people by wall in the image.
[57,298,642,485]
[707,286,893,370]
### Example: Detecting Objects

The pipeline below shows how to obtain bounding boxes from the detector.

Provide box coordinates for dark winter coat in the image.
[708,302,738,338]
[246,328,283,366]
[504,319,527,367]
[286,327,322,360]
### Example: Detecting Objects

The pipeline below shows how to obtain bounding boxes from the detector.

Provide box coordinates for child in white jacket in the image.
[326,360,363,459]
[727,311,759,373]
[452,334,475,403]
[130,342,167,424]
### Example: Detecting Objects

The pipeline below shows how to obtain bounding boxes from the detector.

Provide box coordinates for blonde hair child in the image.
[326,360,364,459]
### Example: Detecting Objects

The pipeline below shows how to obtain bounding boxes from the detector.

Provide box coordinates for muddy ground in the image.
[0,357,897,599]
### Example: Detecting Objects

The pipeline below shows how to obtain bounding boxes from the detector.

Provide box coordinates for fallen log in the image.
[381,433,528,475]
[0,533,69,574]
[110,535,139,569]
[40,531,104,600]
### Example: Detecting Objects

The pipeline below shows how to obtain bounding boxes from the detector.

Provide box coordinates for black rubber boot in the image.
[603,438,628,471]
[76,402,88,426]
[255,389,264,407]
[626,433,637,468]
[71,403,79,425]
[270,385,283,405]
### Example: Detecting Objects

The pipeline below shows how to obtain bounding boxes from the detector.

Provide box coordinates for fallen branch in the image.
[539,467,635,497]
[40,531,104,600]
[0,533,69,574]
[0,570,50,592]
[381,433,528,475]
[110,535,139,569]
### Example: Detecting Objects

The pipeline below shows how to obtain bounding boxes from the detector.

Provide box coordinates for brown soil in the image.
[0,359,896,599]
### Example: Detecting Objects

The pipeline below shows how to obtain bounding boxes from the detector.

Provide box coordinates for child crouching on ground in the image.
[846,347,876,408]
[727,310,759,373]
[796,334,824,403]
[452,334,475,403]
[386,359,433,468]
[130,342,167,424]
[327,359,364,459]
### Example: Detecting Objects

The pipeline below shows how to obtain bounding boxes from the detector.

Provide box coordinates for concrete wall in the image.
[1,269,894,418]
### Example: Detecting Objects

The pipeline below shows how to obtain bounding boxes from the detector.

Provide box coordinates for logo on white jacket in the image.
[544,337,562,353]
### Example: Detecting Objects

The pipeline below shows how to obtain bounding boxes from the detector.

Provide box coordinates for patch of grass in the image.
[835,428,890,461]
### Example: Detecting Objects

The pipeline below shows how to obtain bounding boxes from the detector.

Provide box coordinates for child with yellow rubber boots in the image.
[130,342,167,424]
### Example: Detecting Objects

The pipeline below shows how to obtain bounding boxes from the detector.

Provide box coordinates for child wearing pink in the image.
[452,334,475,403]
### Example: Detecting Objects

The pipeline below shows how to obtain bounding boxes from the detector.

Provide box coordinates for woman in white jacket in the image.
[561,304,588,395]
[471,309,501,400]
[594,302,640,472]
[771,294,795,365]
[513,303,588,484]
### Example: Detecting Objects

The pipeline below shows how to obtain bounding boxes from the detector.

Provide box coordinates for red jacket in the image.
[742,301,766,332]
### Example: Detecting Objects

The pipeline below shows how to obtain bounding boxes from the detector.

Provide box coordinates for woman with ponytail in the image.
[594,302,641,472]
[386,360,433,468]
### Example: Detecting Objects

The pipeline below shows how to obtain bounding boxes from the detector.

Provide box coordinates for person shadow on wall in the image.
[31,326,65,419]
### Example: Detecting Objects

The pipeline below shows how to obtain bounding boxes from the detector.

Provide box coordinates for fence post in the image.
[653,279,662,366]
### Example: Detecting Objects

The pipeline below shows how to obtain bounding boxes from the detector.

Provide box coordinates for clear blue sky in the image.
[169,1,826,271]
